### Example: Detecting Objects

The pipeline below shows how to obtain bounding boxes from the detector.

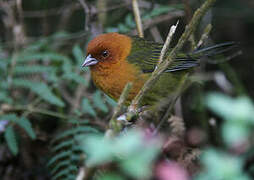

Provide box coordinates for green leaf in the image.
[63,73,87,86]
[23,40,48,53]
[81,134,114,166]
[125,14,135,28]
[120,151,154,179]
[12,79,65,107]
[0,91,13,104]
[48,150,71,166]
[17,52,71,63]
[197,149,250,180]
[81,98,96,117]
[4,126,18,155]
[93,91,108,113]
[51,125,97,143]
[16,117,36,139]
[51,141,74,153]
[105,27,118,33]
[13,65,56,75]
[206,93,254,123]
[72,44,84,65]
[0,114,20,123]
[0,60,7,71]
[222,122,249,146]
[118,24,130,33]
[97,173,125,180]
[81,130,161,171]
[104,95,117,107]
[143,4,184,20]
[1,114,36,139]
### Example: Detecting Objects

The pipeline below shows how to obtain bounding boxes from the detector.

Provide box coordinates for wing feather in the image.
[126,36,198,73]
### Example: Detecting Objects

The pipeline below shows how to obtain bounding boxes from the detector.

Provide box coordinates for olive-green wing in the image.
[126,36,199,73]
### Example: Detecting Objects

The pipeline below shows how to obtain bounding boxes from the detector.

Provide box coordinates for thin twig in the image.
[78,0,90,31]
[109,83,133,133]
[196,23,212,48]
[129,0,217,110]
[132,0,144,38]
[158,21,179,66]
[130,11,184,36]
[150,27,163,43]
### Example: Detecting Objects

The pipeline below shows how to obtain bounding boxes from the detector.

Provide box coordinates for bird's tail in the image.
[191,42,240,64]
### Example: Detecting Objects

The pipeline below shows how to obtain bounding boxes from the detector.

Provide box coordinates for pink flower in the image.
[156,161,189,180]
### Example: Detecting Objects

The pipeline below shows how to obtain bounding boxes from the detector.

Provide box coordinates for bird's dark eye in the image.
[101,50,109,58]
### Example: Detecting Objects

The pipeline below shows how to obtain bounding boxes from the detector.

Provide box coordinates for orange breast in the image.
[91,60,148,103]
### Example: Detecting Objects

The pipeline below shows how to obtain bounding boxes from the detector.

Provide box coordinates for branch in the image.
[158,21,179,66]
[109,83,133,133]
[130,11,184,36]
[78,0,90,31]
[132,0,144,38]
[129,0,217,110]
[196,23,212,48]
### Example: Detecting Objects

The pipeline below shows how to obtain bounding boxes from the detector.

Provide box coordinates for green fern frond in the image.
[51,166,77,180]
[13,65,56,75]
[93,90,109,113]
[51,159,73,175]
[68,119,89,125]
[62,73,88,86]
[51,141,74,153]
[17,52,71,63]
[12,79,65,107]
[49,120,98,180]
[48,150,72,167]
[72,44,84,65]
[51,126,98,143]
[0,91,13,104]
[4,126,18,155]
[1,114,36,140]
[16,116,36,139]
[81,98,97,117]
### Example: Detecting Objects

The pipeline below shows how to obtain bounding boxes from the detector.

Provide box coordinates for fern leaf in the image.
[4,125,18,155]
[51,166,77,180]
[0,114,19,121]
[17,52,71,63]
[72,44,84,65]
[13,65,56,75]
[1,114,36,139]
[16,116,36,139]
[48,150,71,166]
[93,91,108,113]
[62,73,87,86]
[52,126,97,143]
[81,98,96,117]
[104,95,117,107]
[68,119,89,125]
[0,91,13,104]
[12,79,65,107]
[51,141,74,153]
[49,120,98,179]
[23,40,48,53]
[51,160,71,175]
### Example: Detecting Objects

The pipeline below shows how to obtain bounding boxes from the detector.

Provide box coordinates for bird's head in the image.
[82,33,132,69]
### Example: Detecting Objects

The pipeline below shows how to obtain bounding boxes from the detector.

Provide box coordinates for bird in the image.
[82,32,235,107]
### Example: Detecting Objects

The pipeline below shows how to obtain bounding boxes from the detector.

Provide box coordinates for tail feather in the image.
[190,42,240,64]
[192,42,237,55]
